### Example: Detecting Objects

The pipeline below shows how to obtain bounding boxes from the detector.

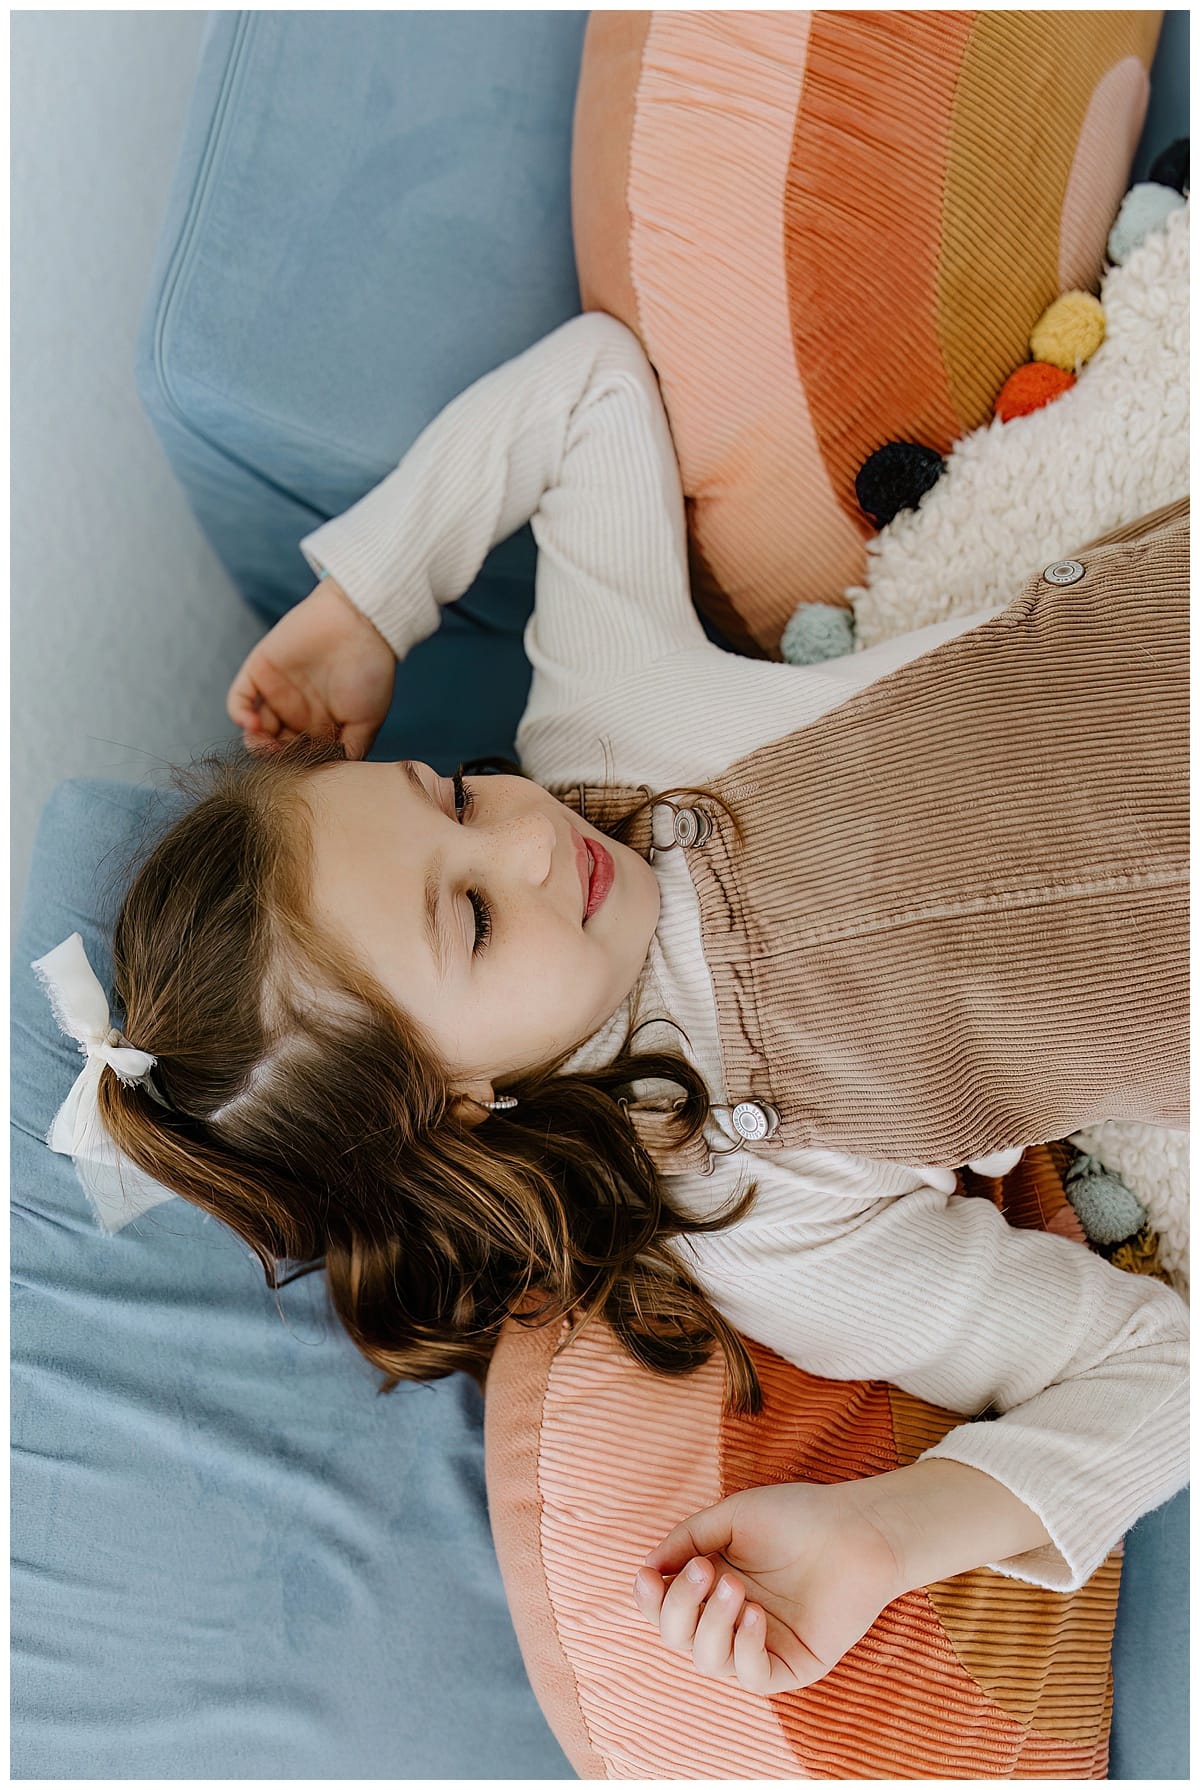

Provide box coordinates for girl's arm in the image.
[680,1172,1188,1593]
[633,1183,1184,1691]
[632,1457,1056,1695]
[298,312,708,701]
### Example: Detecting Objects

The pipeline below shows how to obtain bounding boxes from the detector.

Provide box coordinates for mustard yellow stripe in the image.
[938,10,1162,426]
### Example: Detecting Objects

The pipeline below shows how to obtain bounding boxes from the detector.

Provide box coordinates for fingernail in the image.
[686,1559,708,1586]
[634,1568,651,1594]
[716,1577,734,1600]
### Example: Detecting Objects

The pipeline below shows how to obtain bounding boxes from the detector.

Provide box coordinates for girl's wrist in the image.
[845,1458,1053,1593]
[314,572,395,658]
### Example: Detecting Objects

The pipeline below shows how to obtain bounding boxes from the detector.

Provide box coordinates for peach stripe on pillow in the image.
[626,10,865,652]
[536,1322,800,1779]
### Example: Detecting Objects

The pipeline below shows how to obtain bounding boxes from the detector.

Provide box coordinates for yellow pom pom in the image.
[1029,291,1106,374]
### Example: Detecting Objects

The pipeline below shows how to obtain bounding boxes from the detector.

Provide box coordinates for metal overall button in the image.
[647,798,716,861]
[672,805,714,848]
[1041,559,1085,586]
[731,1100,780,1141]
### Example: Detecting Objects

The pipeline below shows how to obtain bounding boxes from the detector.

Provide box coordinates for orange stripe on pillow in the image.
[784,1592,1108,1778]
[785,10,975,529]
[625,10,866,652]
[722,1351,900,1493]
[729,1344,1110,1778]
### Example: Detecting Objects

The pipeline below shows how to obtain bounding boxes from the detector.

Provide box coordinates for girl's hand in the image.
[632,1480,906,1697]
[226,577,396,761]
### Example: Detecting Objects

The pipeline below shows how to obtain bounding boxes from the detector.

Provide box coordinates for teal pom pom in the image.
[1107,183,1187,265]
[780,602,856,665]
[1065,1154,1147,1245]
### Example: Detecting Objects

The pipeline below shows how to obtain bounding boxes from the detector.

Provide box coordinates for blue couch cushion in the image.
[135,10,592,776]
[11,776,570,1779]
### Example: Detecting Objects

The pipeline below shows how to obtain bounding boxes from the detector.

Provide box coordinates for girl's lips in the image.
[573,828,590,917]
[583,835,614,920]
[573,828,613,922]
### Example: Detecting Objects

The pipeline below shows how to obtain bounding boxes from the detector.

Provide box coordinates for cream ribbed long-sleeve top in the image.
[300,313,1188,1594]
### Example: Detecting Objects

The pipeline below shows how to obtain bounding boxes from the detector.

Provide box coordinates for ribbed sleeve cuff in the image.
[917,1380,1190,1592]
[298,511,442,664]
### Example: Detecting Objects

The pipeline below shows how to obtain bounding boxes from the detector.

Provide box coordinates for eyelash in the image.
[452,767,492,955]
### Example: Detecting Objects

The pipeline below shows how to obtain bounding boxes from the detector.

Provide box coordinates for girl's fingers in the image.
[633,1566,666,1623]
[339,720,378,762]
[690,1573,746,1679]
[643,1500,736,1575]
[226,675,258,730]
[743,1608,828,1696]
[241,700,282,753]
[228,645,316,737]
[228,662,278,730]
[732,1603,775,1695]
[656,1555,717,1655]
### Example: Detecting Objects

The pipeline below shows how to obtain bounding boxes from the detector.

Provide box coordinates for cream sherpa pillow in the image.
[847,202,1190,1293]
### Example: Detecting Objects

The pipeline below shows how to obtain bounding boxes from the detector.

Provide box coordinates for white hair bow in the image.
[30,931,177,1233]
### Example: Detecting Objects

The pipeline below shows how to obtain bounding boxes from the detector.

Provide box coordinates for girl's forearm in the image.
[849,1458,1054,1593]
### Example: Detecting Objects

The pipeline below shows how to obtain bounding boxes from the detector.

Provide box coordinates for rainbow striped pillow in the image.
[484,1145,1172,1778]
[572,10,1161,657]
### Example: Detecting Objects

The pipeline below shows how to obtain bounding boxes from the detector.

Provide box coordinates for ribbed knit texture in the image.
[301,314,1188,1603]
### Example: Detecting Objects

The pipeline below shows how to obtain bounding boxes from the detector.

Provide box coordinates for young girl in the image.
[39,313,1188,1698]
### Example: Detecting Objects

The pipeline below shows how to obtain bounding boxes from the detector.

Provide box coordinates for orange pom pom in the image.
[994,361,1076,423]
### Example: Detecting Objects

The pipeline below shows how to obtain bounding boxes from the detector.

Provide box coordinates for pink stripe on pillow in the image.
[1058,56,1150,293]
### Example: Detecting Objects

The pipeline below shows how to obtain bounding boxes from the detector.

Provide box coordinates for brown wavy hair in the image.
[94,733,763,1412]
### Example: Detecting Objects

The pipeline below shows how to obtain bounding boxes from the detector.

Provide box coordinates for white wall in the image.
[11,11,265,940]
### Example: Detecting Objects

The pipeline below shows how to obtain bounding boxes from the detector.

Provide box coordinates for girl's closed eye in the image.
[452,767,492,955]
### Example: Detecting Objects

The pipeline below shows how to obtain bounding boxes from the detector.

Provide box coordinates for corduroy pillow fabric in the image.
[484,1148,1173,1779]
[572,9,1162,658]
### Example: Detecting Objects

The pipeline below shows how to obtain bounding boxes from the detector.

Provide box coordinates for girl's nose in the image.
[513,811,557,885]
[485,809,556,887]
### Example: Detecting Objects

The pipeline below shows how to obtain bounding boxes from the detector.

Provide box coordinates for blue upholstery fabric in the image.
[11,777,571,1779]
[1110,1489,1191,1779]
[1132,10,1190,182]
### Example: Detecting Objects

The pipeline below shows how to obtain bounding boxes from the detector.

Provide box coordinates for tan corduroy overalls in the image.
[559,498,1188,1178]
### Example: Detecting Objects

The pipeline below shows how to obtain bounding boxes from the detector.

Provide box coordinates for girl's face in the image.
[302,760,660,1105]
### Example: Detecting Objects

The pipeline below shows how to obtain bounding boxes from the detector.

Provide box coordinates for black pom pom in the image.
[855,441,945,528]
[1148,137,1189,196]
